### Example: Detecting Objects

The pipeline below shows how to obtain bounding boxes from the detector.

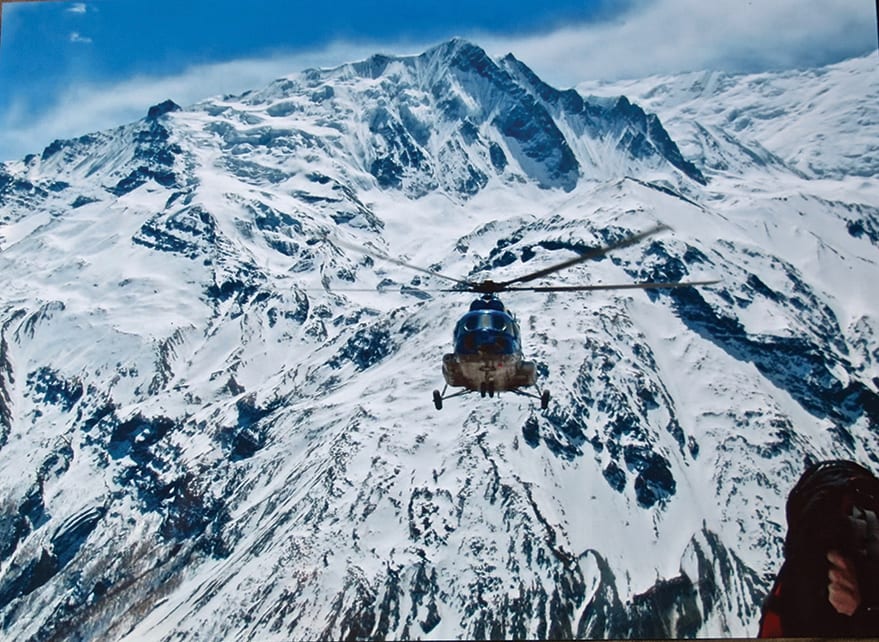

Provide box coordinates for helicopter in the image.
[330,224,717,410]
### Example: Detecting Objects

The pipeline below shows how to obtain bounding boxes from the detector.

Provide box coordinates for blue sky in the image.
[1,0,876,161]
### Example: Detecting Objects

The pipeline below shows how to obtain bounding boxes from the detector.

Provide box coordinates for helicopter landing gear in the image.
[433,383,546,410]
[510,385,551,411]
[432,385,470,410]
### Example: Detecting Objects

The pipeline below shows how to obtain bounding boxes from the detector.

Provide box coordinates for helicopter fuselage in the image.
[440,296,536,396]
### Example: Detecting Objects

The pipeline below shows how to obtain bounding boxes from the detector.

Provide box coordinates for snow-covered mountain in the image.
[0,39,877,640]
[578,53,879,181]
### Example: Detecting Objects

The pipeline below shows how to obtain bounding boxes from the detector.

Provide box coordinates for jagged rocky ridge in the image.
[0,39,877,640]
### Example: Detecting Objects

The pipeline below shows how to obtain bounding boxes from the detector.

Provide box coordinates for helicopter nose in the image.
[472,330,511,353]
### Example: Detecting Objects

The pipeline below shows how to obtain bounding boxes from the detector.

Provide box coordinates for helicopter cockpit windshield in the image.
[454,309,521,356]
[462,311,511,332]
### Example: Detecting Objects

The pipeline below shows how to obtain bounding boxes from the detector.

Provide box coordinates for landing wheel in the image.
[433,390,443,410]
[540,389,551,410]
[480,383,487,398]
[488,382,495,398]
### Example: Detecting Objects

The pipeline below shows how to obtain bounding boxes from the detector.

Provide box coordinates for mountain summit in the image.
[0,40,877,640]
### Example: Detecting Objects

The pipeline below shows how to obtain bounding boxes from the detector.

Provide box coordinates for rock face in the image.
[0,39,876,641]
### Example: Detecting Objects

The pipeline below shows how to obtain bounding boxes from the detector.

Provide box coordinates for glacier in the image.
[0,39,877,640]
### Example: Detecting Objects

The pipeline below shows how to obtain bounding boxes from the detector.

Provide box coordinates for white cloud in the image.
[68,3,88,14]
[1,0,874,161]
[69,32,92,44]
[480,0,876,86]
[0,41,383,160]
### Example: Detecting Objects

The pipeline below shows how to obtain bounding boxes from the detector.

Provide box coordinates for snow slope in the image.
[0,39,877,640]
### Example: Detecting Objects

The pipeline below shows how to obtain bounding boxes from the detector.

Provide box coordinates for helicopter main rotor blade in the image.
[495,224,671,290]
[322,279,719,294]
[503,278,719,293]
[328,236,475,289]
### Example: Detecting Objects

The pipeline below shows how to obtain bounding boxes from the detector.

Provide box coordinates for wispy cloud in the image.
[68,3,88,14]
[69,32,92,44]
[1,0,874,161]
[481,0,876,86]
[0,42,380,160]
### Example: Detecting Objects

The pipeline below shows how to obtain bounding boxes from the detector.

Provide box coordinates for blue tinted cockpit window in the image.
[459,312,512,333]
